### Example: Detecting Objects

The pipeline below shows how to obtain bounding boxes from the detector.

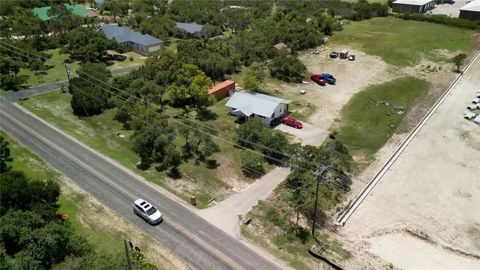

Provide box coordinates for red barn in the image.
[208,80,235,101]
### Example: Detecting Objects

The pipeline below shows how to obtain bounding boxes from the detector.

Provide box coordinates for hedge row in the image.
[395,13,480,30]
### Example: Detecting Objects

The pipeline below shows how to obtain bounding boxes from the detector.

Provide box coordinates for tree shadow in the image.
[196,109,218,121]
[166,167,182,179]
[205,159,219,169]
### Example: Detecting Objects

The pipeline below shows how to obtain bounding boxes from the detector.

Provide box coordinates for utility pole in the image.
[124,238,132,270]
[312,166,328,236]
[64,64,71,91]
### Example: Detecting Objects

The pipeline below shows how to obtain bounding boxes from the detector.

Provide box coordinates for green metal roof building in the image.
[33,4,90,21]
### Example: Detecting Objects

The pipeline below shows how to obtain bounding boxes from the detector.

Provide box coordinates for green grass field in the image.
[17,49,145,88]
[18,49,77,87]
[332,17,475,67]
[336,76,429,161]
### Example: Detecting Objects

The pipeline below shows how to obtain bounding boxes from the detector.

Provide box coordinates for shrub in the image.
[396,13,480,30]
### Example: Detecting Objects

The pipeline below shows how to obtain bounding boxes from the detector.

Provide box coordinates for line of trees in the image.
[0,135,156,269]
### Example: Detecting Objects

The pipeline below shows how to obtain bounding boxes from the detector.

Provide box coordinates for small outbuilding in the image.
[459,0,480,21]
[392,0,435,13]
[176,22,205,38]
[226,92,291,125]
[97,24,163,56]
[274,42,288,50]
[208,80,235,101]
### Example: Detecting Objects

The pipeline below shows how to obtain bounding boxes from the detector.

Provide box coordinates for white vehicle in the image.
[133,199,162,225]
[473,115,480,124]
[472,98,480,104]
[476,91,480,98]
[464,111,476,120]
[467,104,480,111]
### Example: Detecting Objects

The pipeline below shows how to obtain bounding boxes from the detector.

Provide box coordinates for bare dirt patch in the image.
[339,56,480,269]
[61,178,189,270]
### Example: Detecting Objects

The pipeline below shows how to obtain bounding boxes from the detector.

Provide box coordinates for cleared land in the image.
[1,131,186,270]
[340,55,480,269]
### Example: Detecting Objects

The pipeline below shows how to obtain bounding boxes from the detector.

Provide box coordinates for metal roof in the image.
[176,22,204,34]
[392,0,434,5]
[460,0,480,12]
[226,92,291,118]
[33,4,89,21]
[98,24,163,46]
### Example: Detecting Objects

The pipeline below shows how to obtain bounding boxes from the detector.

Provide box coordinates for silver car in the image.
[133,199,162,225]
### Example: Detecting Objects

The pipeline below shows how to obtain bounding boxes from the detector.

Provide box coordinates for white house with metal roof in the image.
[97,24,163,55]
[392,0,435,13]
[460,0,480,20]
[225,92,291,125]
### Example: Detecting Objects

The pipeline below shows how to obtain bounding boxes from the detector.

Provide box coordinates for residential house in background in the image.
[226,92,291,125]
[97,24,163,56]
[208,80,235,101]
[33,4,97,21]
[176,22,205,38]
[460,0,480,20]
[94,0,104,9]
[392,0,435,13]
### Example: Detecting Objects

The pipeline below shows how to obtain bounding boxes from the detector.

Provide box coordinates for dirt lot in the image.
[267,46,456,147]
[338,55,480,269]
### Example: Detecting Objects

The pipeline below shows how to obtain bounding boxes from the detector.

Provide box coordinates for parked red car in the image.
[310,74,326,86]
[282,117,303,129]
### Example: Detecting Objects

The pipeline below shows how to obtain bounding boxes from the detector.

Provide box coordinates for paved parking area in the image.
[275,122,329,146]
[431,0,467,17]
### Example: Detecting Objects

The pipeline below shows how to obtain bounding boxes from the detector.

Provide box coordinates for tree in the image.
[0,57,28,91]
[132,121,181,170]
[178,121,219,161]
[69,63,112,117]
[268,51,306,83]
[452,53,467,72]
[243,62,265,91]
[240,151,265,178]
[0,135,13,173]
[66,27,113,63]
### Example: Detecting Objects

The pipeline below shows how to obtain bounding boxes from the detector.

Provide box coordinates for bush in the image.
[396,13,480,30]
[241,151,265,178]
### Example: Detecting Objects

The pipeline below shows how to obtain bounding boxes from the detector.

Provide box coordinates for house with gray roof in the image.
[97,24,163,55]
[460,0,480,20]
[225,92,291,125]
[176,22,205,38]
[392,0,435,13]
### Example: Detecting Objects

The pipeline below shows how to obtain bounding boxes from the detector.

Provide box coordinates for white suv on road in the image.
[133,199,162,225]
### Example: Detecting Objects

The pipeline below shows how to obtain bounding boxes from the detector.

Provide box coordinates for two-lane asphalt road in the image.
[0,98,281,270]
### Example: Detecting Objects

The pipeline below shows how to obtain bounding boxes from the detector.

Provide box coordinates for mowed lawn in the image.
[18,48,77,87]
[17,49,146,88]
[336,76,429,161]
[332,17,476,67]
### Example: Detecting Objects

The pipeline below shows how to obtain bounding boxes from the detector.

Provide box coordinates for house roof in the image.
[208,80,235,94]
[460,0,480,12]
[176,22,204,34]
[208,35,225,41]
[226,92,291,118]
[33,4,89,21]
[392,0,434,5]
[98,24,163,46]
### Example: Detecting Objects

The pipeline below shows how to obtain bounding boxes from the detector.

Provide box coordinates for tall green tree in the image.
[268,51,306,83]
[0,136,13,173]
[66,27,114,62]
[69,63,112,116]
